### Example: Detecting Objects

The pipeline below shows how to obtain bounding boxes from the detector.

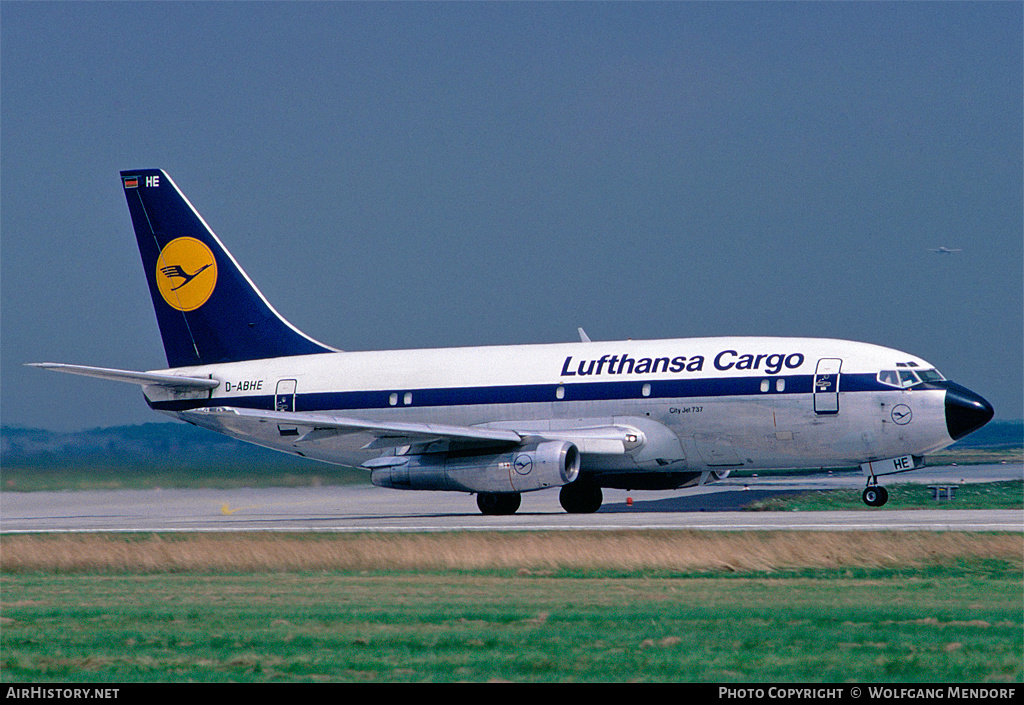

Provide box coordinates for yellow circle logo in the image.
[156,237,218,311]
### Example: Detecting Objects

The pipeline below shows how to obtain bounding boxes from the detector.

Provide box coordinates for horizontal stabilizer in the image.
[27,363,219,390]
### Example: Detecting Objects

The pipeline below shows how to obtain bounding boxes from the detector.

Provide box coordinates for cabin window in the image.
[403,392,413,405]
[556,386,565,400]
[641,383,651,397]
[776,378,785,392]
[760,379,770,393]
[389,393,398,406]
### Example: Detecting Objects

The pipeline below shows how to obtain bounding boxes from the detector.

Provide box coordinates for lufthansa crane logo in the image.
[513,454,533,475]
[156,237,217,311]
[891,404,913,425]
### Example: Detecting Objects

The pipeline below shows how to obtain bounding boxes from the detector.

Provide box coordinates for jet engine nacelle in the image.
[370,441,580,494]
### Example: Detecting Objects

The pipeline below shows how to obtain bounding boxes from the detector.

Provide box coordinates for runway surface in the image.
[1,463,1020,534]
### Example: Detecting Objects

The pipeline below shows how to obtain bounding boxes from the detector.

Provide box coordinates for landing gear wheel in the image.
[559,482,603,514]
[476,492,522,515]
[862,485,889,507]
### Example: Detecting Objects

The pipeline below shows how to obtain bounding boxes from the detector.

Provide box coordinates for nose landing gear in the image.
[862,481,889,507]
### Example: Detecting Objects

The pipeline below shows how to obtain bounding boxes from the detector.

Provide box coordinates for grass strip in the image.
[3,532,1019,682]
[746,479,1023,511]
[2,567,1020,682]
[2,531,1020,574]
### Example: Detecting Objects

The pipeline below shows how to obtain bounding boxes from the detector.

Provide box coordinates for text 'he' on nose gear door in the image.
[813,358,841,415]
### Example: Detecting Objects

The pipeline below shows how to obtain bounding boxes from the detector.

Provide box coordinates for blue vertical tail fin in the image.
[121,169,336,368]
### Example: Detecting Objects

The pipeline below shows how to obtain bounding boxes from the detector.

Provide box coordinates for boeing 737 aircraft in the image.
[31,170,995,514]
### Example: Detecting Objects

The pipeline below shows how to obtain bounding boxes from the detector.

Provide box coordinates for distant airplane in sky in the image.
[30,170,995,513]
[929,247,963,254]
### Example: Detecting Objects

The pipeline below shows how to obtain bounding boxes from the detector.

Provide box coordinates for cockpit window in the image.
[898,369,920,387]
[878,370,901,387]
[878,367,944,388]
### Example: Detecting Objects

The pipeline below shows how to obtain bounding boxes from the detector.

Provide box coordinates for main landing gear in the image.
[476,492,522,515]
[475,481,605,515]
[862,480,889,507]
[559,482,603,514]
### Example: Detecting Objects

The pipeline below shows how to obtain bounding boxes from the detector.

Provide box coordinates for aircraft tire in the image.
[862,486,888,507]
[559,482,603,514]
[477,492,522,515]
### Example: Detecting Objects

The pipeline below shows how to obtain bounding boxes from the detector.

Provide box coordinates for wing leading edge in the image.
[179,407,656,461]
[180,406,524,451]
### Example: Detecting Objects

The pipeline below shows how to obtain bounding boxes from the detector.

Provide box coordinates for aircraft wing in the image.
[181,406,656,456]
[30,363,666,461]
[180,407,524,449]
[27,363,220,390]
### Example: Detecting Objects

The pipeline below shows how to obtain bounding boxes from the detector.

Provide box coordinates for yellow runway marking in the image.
[220,499,323,516]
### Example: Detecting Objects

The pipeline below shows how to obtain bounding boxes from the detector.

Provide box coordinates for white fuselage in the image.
[144,335,957,486]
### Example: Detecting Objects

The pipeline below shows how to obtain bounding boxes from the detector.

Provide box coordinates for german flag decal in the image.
[123,176,139,188]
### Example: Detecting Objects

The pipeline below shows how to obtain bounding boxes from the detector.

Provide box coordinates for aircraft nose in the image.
[944,382,994,441]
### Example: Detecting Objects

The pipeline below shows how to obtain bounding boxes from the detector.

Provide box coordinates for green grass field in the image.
[748,479,1023,512]
[0,462,366,493]
[1,532,1021,683]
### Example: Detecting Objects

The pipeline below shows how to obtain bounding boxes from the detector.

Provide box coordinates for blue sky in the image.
[2,2,1021,430]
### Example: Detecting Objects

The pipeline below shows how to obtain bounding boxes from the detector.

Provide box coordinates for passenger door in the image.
[275,379,298,437]
[275,379,297,412]
[813,359,842,415]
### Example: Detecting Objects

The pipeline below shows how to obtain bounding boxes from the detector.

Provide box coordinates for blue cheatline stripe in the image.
[150,372,888,413]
